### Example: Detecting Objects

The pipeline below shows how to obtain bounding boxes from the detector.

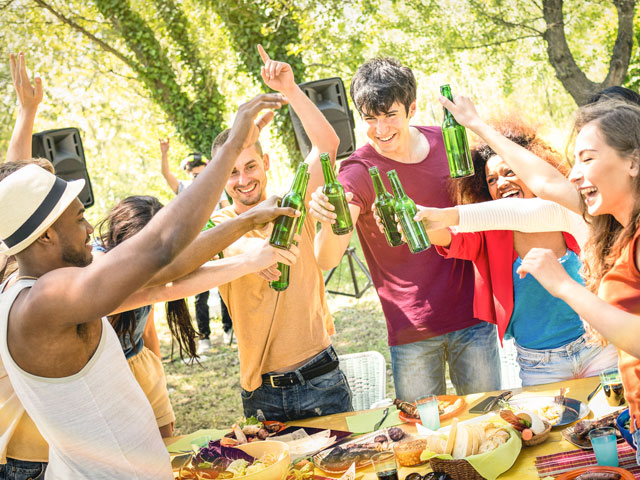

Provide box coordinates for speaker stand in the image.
[324,246,373,298]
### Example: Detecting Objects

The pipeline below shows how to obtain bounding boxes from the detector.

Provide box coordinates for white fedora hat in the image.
[0,164,85,256]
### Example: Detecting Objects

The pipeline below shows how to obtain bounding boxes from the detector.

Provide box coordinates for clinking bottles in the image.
[269,162,309,249]
[440,84,474,178]
[270,171,310,291]
[369,166,403,247]
[387,170,431,254]
[320,153,353,235]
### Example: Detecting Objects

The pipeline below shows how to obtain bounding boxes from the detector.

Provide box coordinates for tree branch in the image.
[32,0,134,68]
[451,33,542,51]
[542,0,636,105]
[467,0,544,35]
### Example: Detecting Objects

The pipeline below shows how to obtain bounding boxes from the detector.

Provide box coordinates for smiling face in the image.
[52,198,94,267]
[362,101,416,159]
[569,121,638,224]
[225,144,269,214]
[485,155,536,200]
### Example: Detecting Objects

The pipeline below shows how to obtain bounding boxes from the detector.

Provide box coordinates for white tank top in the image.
[0,279,172,479]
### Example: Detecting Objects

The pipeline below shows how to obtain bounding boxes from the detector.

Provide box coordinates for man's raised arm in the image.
[30,94,286,327]
[257,44,340,202]
[6,53,43,163]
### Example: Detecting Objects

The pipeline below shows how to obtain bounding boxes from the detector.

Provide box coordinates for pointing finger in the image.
[257,44,270,64]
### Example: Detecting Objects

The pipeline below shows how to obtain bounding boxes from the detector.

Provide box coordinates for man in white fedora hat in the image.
[0,92,286,479]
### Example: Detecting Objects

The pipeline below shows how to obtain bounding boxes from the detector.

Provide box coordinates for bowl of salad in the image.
[182,439,290,479]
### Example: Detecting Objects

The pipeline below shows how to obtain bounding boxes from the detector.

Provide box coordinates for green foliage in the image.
[208,0,307,165]
[91,0,226,155]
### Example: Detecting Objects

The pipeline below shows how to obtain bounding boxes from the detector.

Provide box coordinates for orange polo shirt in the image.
[211,206,334,392]
[599,231,640,431]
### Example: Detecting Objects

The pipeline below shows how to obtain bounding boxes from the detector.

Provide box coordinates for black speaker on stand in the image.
[32,128,94,208]
[290,77,372,297]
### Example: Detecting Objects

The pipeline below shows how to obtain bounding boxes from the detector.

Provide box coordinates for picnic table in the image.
[168,376,630,479]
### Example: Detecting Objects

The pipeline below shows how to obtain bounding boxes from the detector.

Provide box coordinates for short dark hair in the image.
[589,86,640,106]
[350,58,416,117]
[211,128,263,156]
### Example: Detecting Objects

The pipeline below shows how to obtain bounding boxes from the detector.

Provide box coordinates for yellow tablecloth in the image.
[168,376,622,479]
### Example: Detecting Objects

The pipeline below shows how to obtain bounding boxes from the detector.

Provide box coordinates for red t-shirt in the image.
[338,126,478,346]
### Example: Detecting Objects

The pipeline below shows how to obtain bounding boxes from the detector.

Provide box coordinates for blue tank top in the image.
[506,250,585,349]
[120,305,151,359]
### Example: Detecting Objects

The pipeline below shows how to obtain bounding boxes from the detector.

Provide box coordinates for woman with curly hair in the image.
[395,117,617,386]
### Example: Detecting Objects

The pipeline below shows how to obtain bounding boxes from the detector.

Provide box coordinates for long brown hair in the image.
[95,195,199,360]
[573,100,640,293]
[453,117,568,205]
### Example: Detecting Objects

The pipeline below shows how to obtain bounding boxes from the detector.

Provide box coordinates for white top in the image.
[0,279,172,479]
[456,197,590,248]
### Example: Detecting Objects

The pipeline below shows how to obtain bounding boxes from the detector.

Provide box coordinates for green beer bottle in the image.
[320,153,353,235]
[271,172,310,291]
[440,84,474,178]
[387,170,431,254]
[369,167,403,247]
[269,162,308,250]
[202,219,224,259]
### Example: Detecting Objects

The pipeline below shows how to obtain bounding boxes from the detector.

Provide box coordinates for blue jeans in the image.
[241,346,352,422]
[515,335,618,387]
[0,459,46,480]
[390,322,501,401]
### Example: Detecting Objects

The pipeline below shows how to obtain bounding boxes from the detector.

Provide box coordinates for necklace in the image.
[15,275,39,281]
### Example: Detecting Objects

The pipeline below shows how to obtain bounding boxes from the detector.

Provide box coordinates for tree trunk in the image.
[542,0,636,106]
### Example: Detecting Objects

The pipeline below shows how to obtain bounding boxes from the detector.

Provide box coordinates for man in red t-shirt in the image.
[309,58,500,401]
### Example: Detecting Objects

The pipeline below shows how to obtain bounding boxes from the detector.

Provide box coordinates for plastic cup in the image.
[600,368,626,407]
[416,394,440,430]
[370,451,398,480]
[589,427,619,467]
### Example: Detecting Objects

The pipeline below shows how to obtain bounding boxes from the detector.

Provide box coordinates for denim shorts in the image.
[389,321,501,401]
[515,334,618,387]
[0,458,46,480]
[241,345,352,422]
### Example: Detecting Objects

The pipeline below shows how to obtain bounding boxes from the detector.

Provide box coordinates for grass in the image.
[159,239,395,436]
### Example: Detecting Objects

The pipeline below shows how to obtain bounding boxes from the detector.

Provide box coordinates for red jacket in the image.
[436,230,580,344]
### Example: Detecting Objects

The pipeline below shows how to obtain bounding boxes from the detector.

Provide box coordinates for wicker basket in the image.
[522,420,552,447]
[430,457,486,480]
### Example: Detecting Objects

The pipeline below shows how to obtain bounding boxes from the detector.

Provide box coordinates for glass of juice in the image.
[600,368,626,406]
[589,427,619,467]
[371,451,398,480]
[416,395,440,430]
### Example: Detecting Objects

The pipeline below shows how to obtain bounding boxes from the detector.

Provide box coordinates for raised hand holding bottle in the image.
[269,162,308,249]
[369,167,403,247]
[387,170,430,254]
[440,84,474,178]
[320,153,353,235]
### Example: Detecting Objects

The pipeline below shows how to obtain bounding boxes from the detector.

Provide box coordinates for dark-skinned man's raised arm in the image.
[17,94,286,330]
